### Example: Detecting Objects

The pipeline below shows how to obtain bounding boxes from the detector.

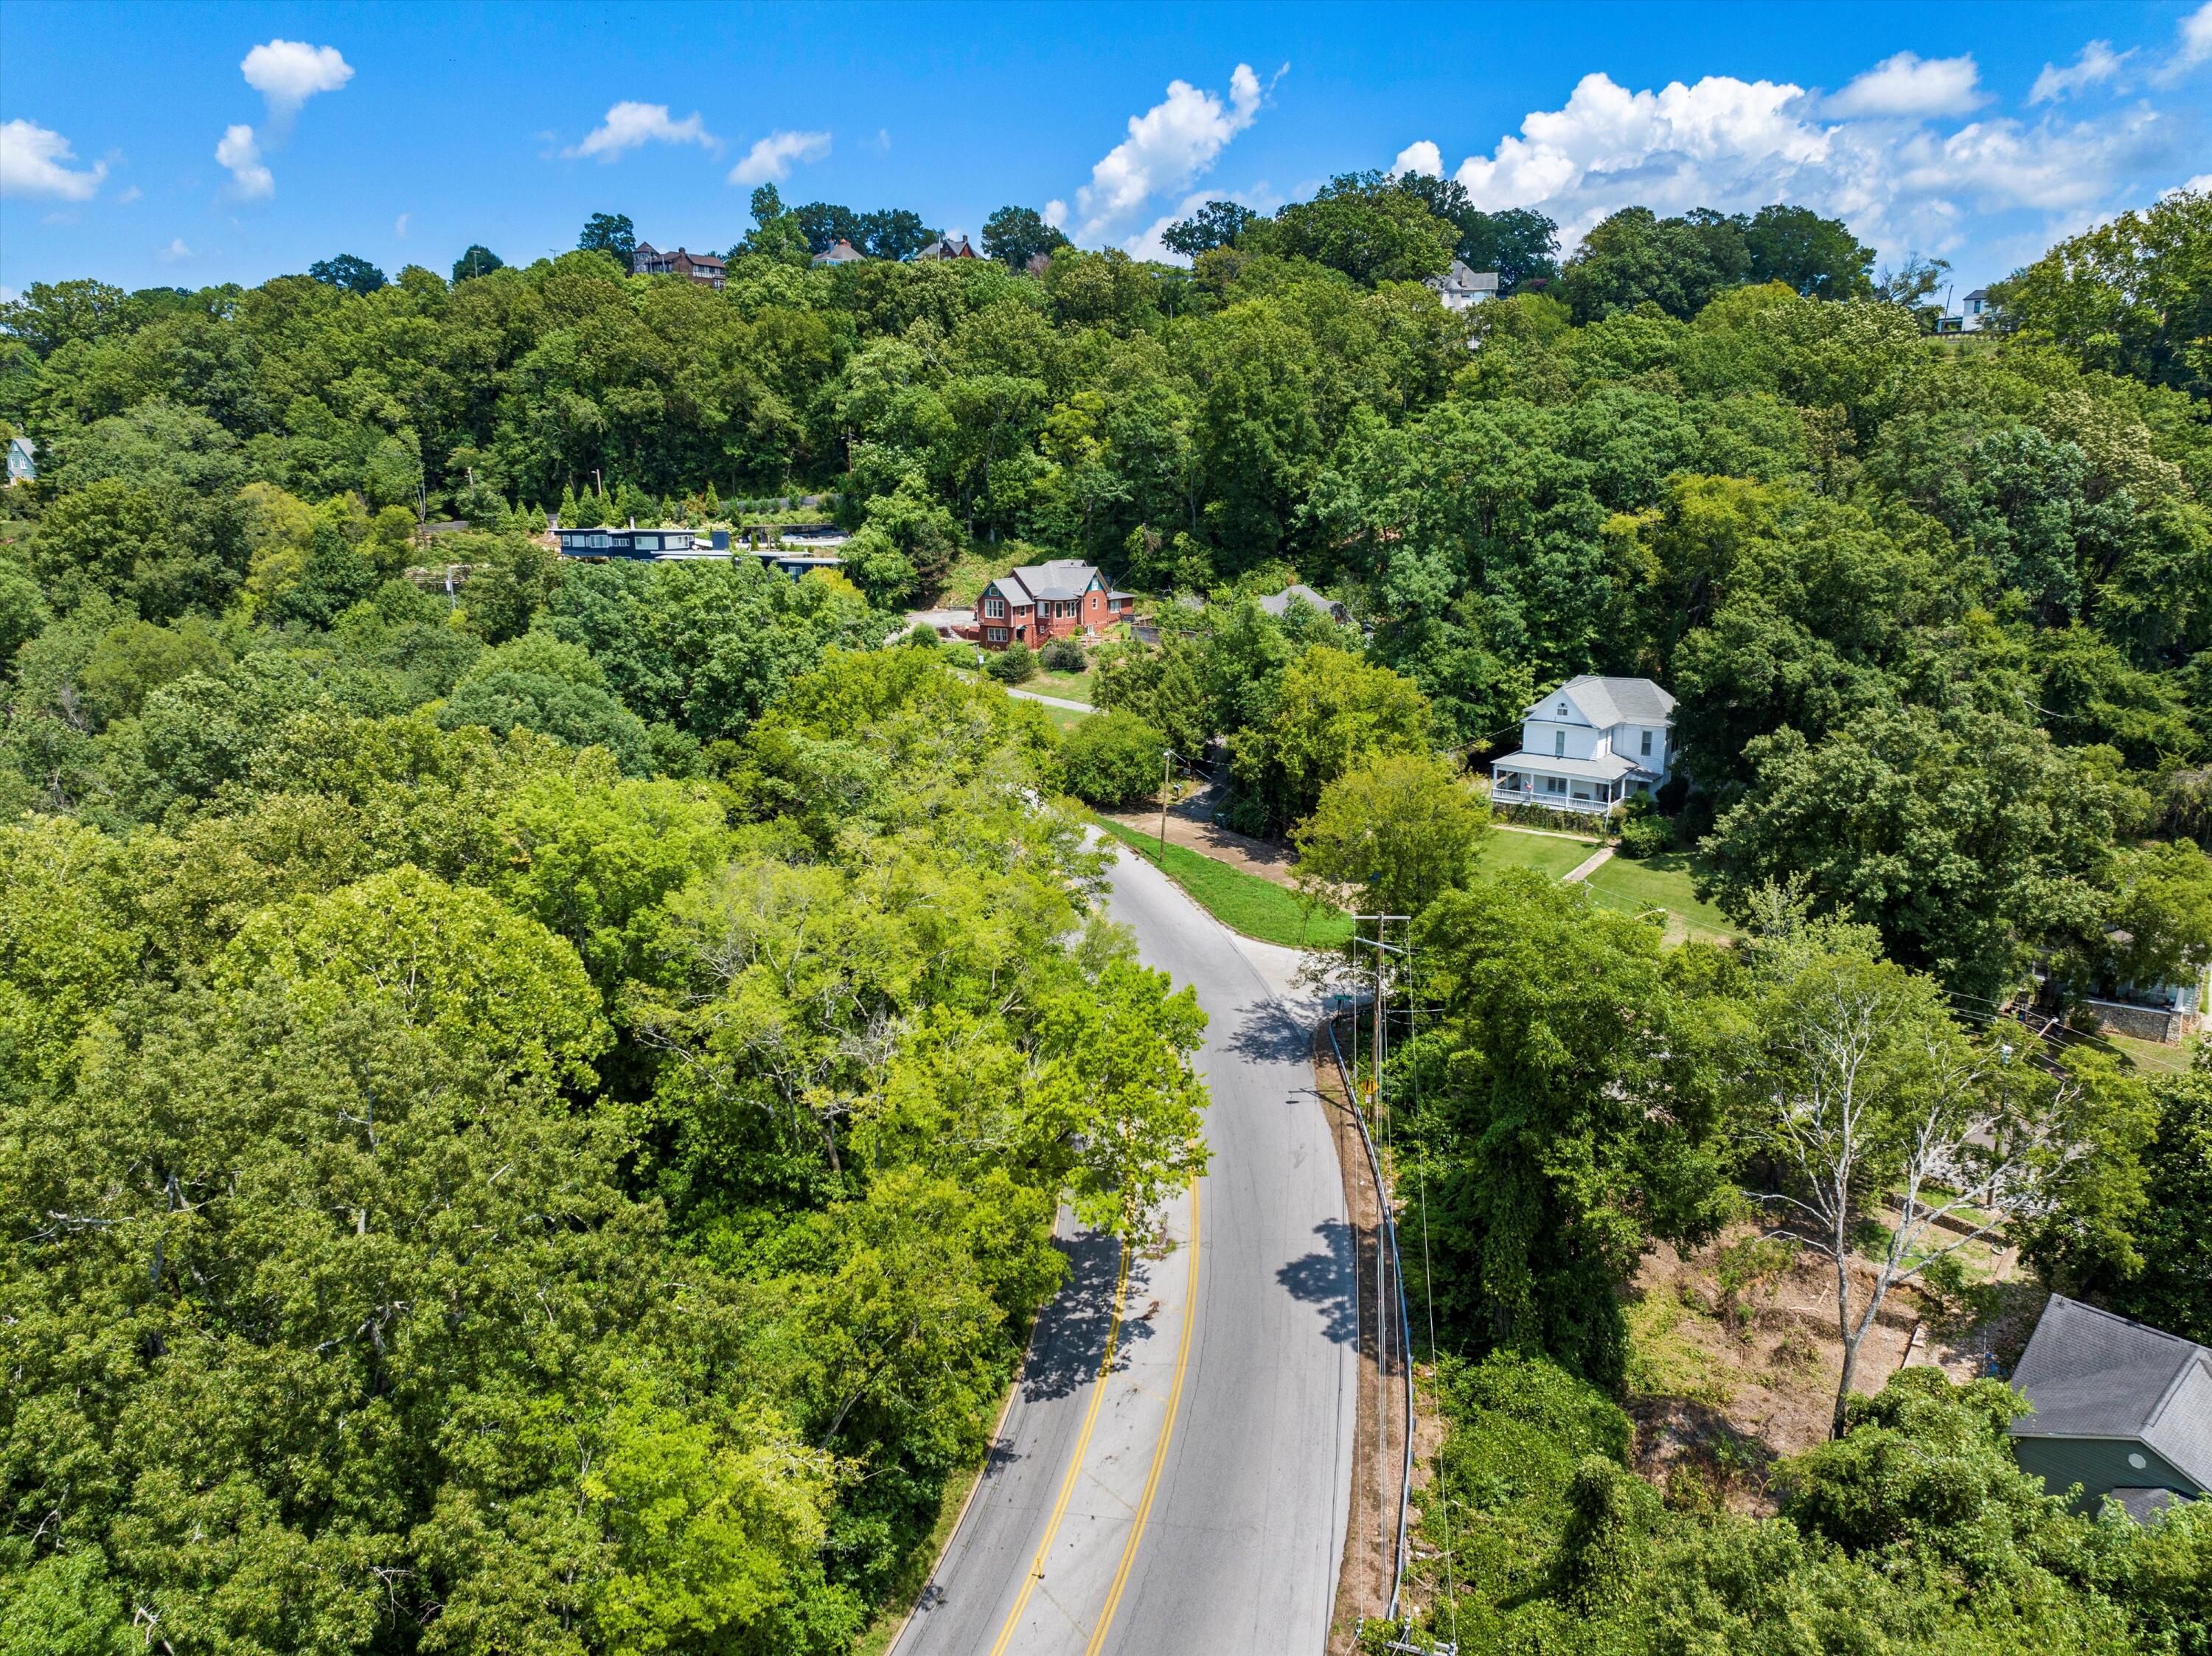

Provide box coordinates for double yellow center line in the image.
[987,1234,1133,1656]
[1085,1177,1199,1655]
[987,1179,1202,1656]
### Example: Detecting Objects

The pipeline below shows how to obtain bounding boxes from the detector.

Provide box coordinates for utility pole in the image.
[1158,750,1174,860]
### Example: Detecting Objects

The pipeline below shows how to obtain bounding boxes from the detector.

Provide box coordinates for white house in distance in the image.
[1427,260,1500,313]
[1491,675,1676,816]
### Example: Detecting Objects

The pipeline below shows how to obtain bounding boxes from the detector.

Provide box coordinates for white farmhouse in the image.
[1427,260,1500,313]
[1490,675,1676,817]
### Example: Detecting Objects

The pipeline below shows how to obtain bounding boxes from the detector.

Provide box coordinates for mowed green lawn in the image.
[1090,814,1354,949]
[1584,852,1735,942]
[1481,826,1733,942]
[1026,699,1091,733]
[1481,828,1601,880]
[1026,669,1095,704]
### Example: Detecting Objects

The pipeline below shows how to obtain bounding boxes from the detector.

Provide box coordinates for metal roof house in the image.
[552,523,717,558]
[2008,1295,2212,1520]
[549,521,840,582]
[1490,675,1676,817]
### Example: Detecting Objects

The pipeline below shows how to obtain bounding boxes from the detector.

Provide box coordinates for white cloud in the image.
[216,124,273,200]
[2152,1,2212,83]
[568,101,715,161]
[2184,173,2212,194]
[116,184,142,203]
[0,118,107,200]
[1445,63,2175,260]
[1822,51,1984,119]
[240,39,353,127]
[726,128,830,186]
[394,212,409,238]
[2031,41,2133,102]
[1043,198,1068,229]
[1074,63,1263,237]
[157,237,192,262]
[1121,184,1279,263]
[1392,139,1444,178]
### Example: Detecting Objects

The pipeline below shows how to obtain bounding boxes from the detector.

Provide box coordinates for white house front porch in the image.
[1489,749,1649,816]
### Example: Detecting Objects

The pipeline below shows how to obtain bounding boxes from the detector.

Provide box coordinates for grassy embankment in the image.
[1090,813,1354,950]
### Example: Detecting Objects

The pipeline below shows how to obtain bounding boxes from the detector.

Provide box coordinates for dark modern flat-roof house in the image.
[2008,1295,2212,1520]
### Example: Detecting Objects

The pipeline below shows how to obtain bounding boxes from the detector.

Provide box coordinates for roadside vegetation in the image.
[1090,811,1354,949]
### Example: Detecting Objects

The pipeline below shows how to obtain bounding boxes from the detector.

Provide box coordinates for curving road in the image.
[893,844,1357,1656]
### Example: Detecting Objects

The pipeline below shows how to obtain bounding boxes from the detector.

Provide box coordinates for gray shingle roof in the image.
[1429,260,1500,296]
[1005,561,1103,604]
[1525,675,1677,728]
[1256,583,1341,619]
[2009,1295,2212,1486]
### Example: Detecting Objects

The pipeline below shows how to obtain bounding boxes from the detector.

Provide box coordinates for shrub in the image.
[1040,636,1086,674]
[985,639,1037,684]
[1059,710,1165,806]
[1616,807,1675,859]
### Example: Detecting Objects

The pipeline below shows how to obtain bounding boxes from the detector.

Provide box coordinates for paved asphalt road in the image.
[893,843,1357,1656]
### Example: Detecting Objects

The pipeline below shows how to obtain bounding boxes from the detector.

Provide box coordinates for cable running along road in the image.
[892,843,1356,1656]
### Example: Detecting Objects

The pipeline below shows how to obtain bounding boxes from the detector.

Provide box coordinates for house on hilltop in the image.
[914,234,980,262]
[1490,675,1675,816]
[1427,260,1500,313]
[632,243,727,289]
[975,559,1136,648]
[812,238,865,267]
[2007,1295,2211,1520]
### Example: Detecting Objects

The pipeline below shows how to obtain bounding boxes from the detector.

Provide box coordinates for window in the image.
[1554,730,1565,757]
[1558,702,1568,716]
[987,627,1007,641]
[984,596,1004,618]
[1544,776,1567,795]
[1640,730,1652,756]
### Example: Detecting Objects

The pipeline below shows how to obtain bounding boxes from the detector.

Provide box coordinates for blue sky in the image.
[4,1,2208,302]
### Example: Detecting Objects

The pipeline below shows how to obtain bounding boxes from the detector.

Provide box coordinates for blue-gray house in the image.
[2008,1295,2211,1520]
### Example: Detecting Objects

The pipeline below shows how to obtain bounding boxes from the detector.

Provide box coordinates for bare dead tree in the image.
[1750,942,2094,1437]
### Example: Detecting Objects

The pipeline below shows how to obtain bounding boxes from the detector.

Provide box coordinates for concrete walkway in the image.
[1562,845,1615,884]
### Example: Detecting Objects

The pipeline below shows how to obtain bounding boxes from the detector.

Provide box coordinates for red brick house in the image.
[975,560,1136,649]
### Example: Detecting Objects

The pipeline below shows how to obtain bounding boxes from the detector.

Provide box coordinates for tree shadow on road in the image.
[1222,996,1318,1066]
[1276,1218,1360,1346]
[1018,1226,1157,1402]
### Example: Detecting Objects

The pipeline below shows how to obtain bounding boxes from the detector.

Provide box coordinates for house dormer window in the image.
[1557,702,1568,716]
